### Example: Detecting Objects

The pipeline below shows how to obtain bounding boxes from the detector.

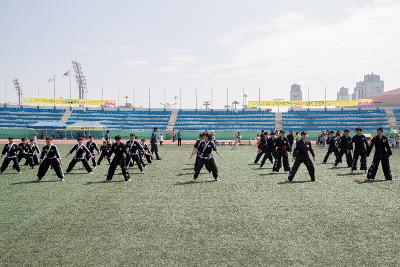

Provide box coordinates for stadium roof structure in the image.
[29,121,67,129]
[373,88,400,105]
[66,121,105,130]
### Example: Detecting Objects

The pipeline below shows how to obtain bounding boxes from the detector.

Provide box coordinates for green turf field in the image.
[0,145,399,266]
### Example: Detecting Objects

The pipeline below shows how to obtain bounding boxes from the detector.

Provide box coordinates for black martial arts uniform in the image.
[273,137,291,172]
[323,136,336,163]
[37,144,64,180]
[126,139,144,172]
[366,135,392,180]
[260,136,275,168]
[288,138,315,182]
[26,143,40,168]
[193,140,218,180]
[66,144,93,173]
[141,143,152,164]
[150,132,161,160]
[86,141,100,167]
[352,134,368,171]
[107,143,130,181]
[17,142,29,165]
[335,135,353,167]
[254,135,266,164]
[1,143,20,173]
[97,144,112,165]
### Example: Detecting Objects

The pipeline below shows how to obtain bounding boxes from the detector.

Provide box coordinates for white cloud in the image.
[155,48,195,72]
[194,1,400,93]
[122,59,149,67]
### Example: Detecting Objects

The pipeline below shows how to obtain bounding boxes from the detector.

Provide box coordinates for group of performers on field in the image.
[0,127,393,182]
[253,127,393,182]
[0,133,157,182]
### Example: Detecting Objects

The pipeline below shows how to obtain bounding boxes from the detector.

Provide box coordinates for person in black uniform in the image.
[334,129,353,167]
[104,130,111,144]
[1,137,21,173]
[273,130,291,172]
[26,139,40,168]
[288,131,315,182]
[65,137,94,174]
[37,136,64,181]
[97,140,112,165]
[17,138,29,166]
[193,133,222,181]
[351,127,368,173]
[366,127,392,180]
[140,139,152,164]
[191,133,204,171]
[287,131,294,151]
[126,134,145,173]
[254,133,266,164]
[150,128,161,160]
[29,139,40,165]
[107,135,130,181]
[86,136,100,168]
[323,131,336,164]
[260,132,275,168]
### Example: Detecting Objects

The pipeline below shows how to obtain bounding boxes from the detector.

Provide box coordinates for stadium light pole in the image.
[258,88,261,110]
[101,86,104,101]
[226,88,229,110]
[4,82,6,104]
[148,88,151,110]
[203,101,210,109]
[179,88,182,110]
[163,88,167,108]
[324,86,327,109]
[132,88,135,108]
[117,88,120,107]
[210,88,213,109]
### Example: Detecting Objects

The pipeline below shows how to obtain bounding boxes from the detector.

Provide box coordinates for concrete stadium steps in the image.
[61,110,72,123]
[384,108,398,130]
[275,112,283,129]
[166,109,178,132]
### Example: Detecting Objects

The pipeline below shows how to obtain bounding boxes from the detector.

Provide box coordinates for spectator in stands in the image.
[366,127,393,180]
[177,130,182,146]
[0,137,21,174]
[151,128,161,160]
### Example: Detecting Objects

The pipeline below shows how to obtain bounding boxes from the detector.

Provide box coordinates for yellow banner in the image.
[23,97,116,106]
[248,99,373,108]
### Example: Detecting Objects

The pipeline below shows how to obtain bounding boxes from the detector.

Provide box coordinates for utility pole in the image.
[179,88,182,110]
[226,88,229,109]
[195,88,198,110]
[203,101,210,109]
[148,88,151,110]
[258,88,261,109]
[124,96,129,107]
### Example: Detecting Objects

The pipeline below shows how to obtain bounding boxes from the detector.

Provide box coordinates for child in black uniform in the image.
[193,133,223,181]
[97,140,111,165]
[37,136,64,182]
[1,137,21,174]
[65,137,93,174]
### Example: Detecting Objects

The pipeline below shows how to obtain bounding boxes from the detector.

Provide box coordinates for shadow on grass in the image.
[277,180,315,184]
[10,180,59,185]
[259,172,287,176]
[329,166,351,170]
[254,167,273,170]
[175,180,216,186]
[354,179,392,184]
[65,172,91,175]
[337,173,360,176]
[247,163,259,166]
[85,180,126,185]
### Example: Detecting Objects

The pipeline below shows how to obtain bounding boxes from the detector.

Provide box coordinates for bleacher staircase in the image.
[166,109,178,132]
[275,112,283,129]
[384,108,398,130]
[61,110,72,123]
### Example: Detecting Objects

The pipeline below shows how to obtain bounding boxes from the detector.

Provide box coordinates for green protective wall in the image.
[0,128,383,141]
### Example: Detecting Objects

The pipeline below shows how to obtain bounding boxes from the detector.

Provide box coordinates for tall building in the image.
[337,87,350,100]
[290,84,302,101]
[352,73,384,99]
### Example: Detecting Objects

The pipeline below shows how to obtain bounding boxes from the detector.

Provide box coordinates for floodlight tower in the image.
[13,79,23,105]
[72,61,87,100]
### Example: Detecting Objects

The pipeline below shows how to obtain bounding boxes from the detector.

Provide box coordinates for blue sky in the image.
[1,0,399,108]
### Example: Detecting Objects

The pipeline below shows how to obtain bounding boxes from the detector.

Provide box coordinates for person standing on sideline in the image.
[37,136,64,182]
[351,127,368,173]
[0,137,21,174]
[159,133,164,146]
[366,127,393,181]
[151,128,161,160]
[172,129,176,142]
[65,137,94,174]
[288,131,315,182]
[104,130,111,144]
[106,135,130,181]
[177,130,182,146]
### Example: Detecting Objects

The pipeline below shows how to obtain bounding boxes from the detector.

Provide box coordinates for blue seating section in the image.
[0,107,65,128]
[67,109,171,130]
[175,110,276,131]
[393,109,400,126]
[282,109,390,131]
